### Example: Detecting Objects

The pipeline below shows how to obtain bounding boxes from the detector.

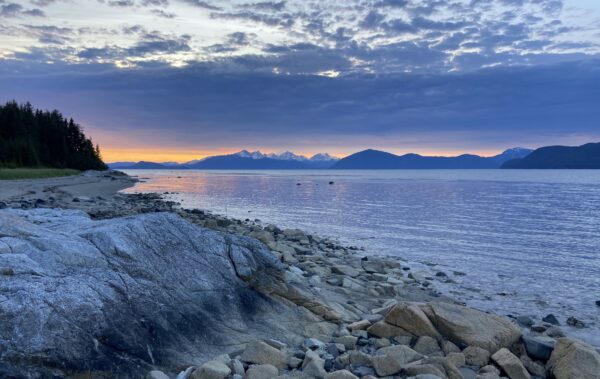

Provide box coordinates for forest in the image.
[0,101,107,170]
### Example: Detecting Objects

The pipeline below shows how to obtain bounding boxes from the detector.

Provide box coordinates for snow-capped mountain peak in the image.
[310,153,339,161]
[235,150,267,159]
[231,149,337,162]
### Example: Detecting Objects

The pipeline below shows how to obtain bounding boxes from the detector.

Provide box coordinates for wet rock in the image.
[385,302,441,338]
[191,361,231,379]
[241,341,287,369]
[463,346,490,367]
[566,316,585,328]
[427,302,522,353]
[546,338,600,379]
[515,316,534,328]
[522,335,555,361]
[542,314,560,325]
[491,348,530,379]
[544,326,565,338]
[372,345,423,376]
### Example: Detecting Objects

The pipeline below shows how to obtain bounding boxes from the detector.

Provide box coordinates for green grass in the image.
[0,168,80,180]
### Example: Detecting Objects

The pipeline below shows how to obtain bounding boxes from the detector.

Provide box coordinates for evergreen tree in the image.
[0,101,107,170]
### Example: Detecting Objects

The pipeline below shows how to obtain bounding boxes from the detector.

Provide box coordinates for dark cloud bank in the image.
[0,57,598,148]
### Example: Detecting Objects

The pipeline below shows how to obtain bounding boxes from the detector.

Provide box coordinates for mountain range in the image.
[502,142,600,169]
[108,148,533,170]
[331,147,533,169]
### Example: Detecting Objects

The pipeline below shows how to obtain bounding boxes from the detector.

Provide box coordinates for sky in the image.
[0,0,599,162]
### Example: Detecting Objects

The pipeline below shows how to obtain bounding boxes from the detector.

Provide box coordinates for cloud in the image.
[1,58,598,153]
[180,0,220,11]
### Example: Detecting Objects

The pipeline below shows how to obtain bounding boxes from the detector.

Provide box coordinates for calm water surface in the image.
[123,169,600,346]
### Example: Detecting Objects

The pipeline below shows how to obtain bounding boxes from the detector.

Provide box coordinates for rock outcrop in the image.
[0,209,334,378]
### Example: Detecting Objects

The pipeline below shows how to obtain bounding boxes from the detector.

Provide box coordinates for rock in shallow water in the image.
[0,209,331,377]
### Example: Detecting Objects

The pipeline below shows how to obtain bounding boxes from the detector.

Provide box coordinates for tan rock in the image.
[367,320,412,339]
[191,360,231,379]
[244,364,278,379]
[347,319,371,331]
[349,350,373,366]
[385,302,441,338]
[241,341,287,369]
[446,352,466,368]
[372,344,423,376]
[547,338,600,379]
[491,348,531,379]
[428,302,521,353]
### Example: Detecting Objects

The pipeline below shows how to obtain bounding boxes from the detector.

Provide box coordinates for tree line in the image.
[0,101,107,170]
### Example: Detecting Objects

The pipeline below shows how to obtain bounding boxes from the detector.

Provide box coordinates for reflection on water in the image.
[123,169,600,346]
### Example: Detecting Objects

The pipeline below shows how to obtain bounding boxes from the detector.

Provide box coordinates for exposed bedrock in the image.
[0,209,335,378]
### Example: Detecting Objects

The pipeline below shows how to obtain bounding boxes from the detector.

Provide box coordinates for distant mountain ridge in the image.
[109,150,339,170]
[108,148,534,170]
[331,148,533,169]
[502,143,600,169]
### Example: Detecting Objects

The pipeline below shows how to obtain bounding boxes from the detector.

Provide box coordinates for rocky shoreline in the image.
[0,170,599,379]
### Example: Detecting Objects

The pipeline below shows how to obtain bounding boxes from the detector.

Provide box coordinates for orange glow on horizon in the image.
[100,146,504,163]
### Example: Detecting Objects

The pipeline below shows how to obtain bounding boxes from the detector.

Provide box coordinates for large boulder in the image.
[426,302,521,353]
[385,302,441,338]
[546,338,600,379]
[0,209,333,378]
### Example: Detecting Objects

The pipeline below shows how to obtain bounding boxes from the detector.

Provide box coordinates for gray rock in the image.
[522,335,555,361]
[241,341,287,369]
[147,370,171,379]
[0,209,326,377]
[519,355,546,377]
[367,321,412,339]
[515,316,534,328]
[463,346,490,367]
[566,316,585,328]
[244,364,278,379]
[446,352,466,368]
[372,345,423,376]
[413,336,441,355]
[542,314,560,325]
[546,337,600,379]
[191,361,231,379]
[491,348,530,379]
[325,369,359,379]
[302,350,327,379]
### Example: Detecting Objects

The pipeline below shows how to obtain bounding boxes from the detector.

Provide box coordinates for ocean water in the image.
[123,169,600,346]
